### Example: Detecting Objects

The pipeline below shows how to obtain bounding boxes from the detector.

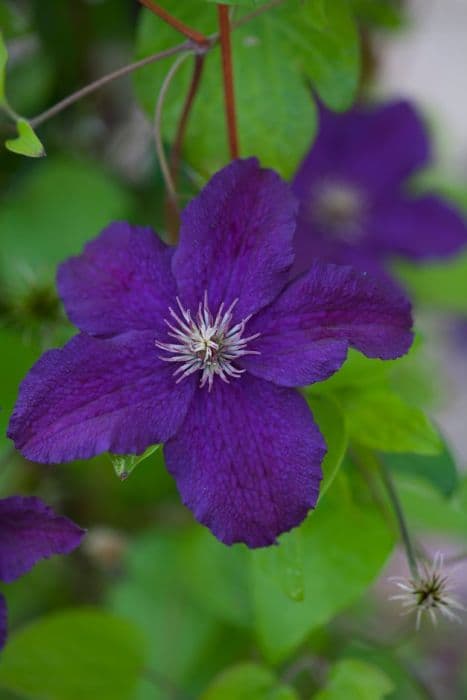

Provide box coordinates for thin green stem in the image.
[153,53,192,207]
[0,100,21,123]
[379,458,420,579]
[165,52,206,242]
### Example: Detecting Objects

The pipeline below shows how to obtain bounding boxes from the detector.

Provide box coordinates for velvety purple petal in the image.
[57,223,177,336]
[290,209,381,279]
[241,263,413,387]
[172,158,296,321]
[0,496,84,583]
[293,100,430,202]
[0,594,7,650]
[8,332,195,463]
[371,195,467,260]
[164,374,324,548]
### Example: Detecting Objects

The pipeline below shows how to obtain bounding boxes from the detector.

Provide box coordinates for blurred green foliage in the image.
[0,0,466,699]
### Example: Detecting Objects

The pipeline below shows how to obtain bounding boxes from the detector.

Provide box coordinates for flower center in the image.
[156,294,260,390]
[312,180,367,243]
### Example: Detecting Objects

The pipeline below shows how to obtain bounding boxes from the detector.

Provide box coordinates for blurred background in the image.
[1,1,467,699]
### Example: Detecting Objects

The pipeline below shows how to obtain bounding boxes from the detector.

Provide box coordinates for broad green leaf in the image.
[200,663,298,700]
[134,0,359,176]
[0,30,7,103]
[180,528,252,628]
[0,156,133,287]
[313,658,394,700]
[341,646,426,700]
[0,609,146,700]
[341,389,442,455]
[135,5,316,177]
[253,527,306,604]
[308,392,348,498]
[5,118,45,158]
[252,472,394,663]
[395,254,467,313]
[107,530,219,696]
[383,435,459,498]
[397,474,467,537]
[316,349,390,392]
[350,0,402,29]
[253,393,348,605]
[110,444,160,480]
[206,0,271,5]
[0,329,39,456]
[410,167,467,214]
[294,0,360,111]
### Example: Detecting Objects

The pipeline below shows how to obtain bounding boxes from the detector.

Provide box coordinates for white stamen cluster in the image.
[156,294,260,390]
[390,553,464,630]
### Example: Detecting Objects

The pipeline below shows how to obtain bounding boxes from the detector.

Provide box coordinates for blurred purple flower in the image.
[291,100,467,282]
[8,159,413,547]
[0,496,84,649]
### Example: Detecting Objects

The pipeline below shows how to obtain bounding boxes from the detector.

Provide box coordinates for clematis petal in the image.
[164,375,324,548]
[371,194,467,260]
[293,100,430,203]
[172,158,297,321]
[8,332,195,463]
[0,496,84,583]
[241,263,413,387]
[0,594,7,650]
[57,222,177,336]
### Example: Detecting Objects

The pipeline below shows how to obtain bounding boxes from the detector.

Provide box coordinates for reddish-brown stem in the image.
[218,4,239,160]
[164,53,206,243]
[139,0,209,46]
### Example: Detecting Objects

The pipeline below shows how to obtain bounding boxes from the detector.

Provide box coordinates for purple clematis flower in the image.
[0,496,84,649]
[291,100,467,281]
[8,159,413,547]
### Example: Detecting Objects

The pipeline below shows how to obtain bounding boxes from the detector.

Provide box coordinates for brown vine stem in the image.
[218,4,239,159]
[29,42,190,129]
[20,0,286,131]
[138,0,209,47]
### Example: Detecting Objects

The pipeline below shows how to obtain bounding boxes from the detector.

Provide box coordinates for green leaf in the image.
[0,30,7,104]
[251,393,348,606]
[313,658,394,700]
[200,663,298,700]
[308,392,348,498]
[5,118,45,158]
[395,253,467,313]
[110,444,160,480]
[341,389,442,455]
[382,435,459,498]
[253,527,306,604]
[350,0,402,29]
[0,608,146,700]
[205,0,271,5]
[295,0,361,111]
[0,329,39,456]
[0,156,133,287]
[251,472,394,663]
[397,474,467,537]
[180,528,252,628]
[134,0,359,177]
[107,530,219,694]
